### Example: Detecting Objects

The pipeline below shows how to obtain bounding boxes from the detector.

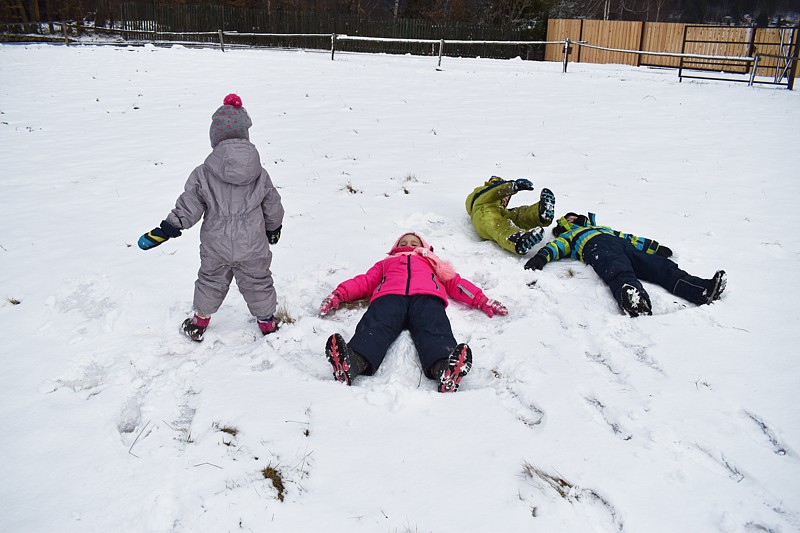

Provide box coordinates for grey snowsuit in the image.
[164,138,284,318]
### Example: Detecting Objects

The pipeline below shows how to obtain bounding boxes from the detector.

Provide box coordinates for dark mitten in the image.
[655,245,673,258]
[524,252,548,271]
[266,225,282,245]
[138,220,182,250]
[512,178,534,192]
[508,228,543,255]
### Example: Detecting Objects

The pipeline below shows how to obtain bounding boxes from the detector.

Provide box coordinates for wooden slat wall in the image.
[546,19,798,78]
[753,26,797,77]
[640,22,686,67]
[544,18,581,61]
[684,26,751,57]
[580,20,641,65]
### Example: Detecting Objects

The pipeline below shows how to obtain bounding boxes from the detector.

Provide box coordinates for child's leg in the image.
[627,249,710,305]
[508,189,556,228]
[473,209,523,254]
[584,236,650,307]
[405,295,458,379]
[193,252,234,316]
[348,295,408,374]
[233,255,277,319]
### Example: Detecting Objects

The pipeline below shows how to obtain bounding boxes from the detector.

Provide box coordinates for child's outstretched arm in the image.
[444,275,508,317]
[319,262,383,317]
[138,169,206,250]
[619,231,662,254]
[524,236,571,270]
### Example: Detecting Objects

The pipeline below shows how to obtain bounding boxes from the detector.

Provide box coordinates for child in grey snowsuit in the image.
[525,212,726,317]
[138,94,284,341]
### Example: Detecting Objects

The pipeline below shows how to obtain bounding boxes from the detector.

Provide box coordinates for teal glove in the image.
[138,220,181,250]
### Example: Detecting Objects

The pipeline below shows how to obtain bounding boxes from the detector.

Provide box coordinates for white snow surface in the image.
[1,43,799,533]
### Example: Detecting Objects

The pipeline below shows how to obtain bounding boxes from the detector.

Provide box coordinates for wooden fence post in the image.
[438,38,444,67]
[219,29,225,52]
[331,33,336,60]
[63,22,69,46]
[637,20,646,67]
[563,38,570,72]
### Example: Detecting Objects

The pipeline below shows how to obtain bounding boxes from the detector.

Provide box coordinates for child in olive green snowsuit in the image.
[465,176,556,255]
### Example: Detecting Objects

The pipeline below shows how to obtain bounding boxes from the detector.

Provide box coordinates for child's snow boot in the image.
[257,316,278,335]
[182,314,209,342]
[437,343,473,393]
[538,188,556,225]
[620,284,652,317]
[325,333,369,385]
[508,227,544,255]
[705,270,727,304]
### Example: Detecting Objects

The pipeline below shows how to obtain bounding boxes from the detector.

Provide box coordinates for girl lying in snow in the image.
[525,212,727,317]
[318,232,507,392]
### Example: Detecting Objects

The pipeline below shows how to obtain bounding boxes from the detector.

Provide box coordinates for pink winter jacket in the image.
[332,233,486,309]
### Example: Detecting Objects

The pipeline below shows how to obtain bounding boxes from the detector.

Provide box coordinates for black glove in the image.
[508,228,543,255]
[655,245,673,258]
[266,225,282,245]
[512,178,534,192]
[138,220,182,250]
[524,252,548,271]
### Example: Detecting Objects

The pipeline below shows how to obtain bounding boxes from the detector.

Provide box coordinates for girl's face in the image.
[397,234,422,248]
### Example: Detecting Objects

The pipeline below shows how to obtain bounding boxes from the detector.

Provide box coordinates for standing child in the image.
[465,176,556,255]
[138,94,284,341]
[319,232,508,392]
[525,212,727,317]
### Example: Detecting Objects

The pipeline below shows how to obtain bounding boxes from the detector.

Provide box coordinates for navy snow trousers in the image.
[583,234,712,308]
[348,294,457,378]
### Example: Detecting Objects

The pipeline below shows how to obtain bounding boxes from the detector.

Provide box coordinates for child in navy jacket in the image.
[525,213,726,317]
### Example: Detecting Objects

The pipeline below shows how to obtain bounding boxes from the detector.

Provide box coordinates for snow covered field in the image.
[1,43,799,532]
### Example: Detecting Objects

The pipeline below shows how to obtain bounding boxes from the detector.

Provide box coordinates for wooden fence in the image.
[545,19,800,78]
[114,2,542,60]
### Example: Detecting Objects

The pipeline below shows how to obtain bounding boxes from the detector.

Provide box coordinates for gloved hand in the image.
[655,245,673,258]
[476,295,508,318]
[266,225,282,245]
[319,291,342,317]
[524,252,548,271]
[138,220,182,250]
[508,227,543,255]
[512,178,534,192]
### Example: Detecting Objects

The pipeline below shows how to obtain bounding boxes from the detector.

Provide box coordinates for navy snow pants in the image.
[583,234,712,308]
[348,294,457,378]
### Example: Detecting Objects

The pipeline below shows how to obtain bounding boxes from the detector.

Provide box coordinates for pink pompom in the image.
[223,93,242,108]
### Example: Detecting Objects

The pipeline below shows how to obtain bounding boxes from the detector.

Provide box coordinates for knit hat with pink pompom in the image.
[209,93,252,148]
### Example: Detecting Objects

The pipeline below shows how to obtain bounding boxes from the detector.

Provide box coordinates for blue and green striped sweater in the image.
[539,213,662,265]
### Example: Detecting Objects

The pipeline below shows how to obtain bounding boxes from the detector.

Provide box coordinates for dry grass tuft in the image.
[342,181,362,194]
[212,422,239,436]
[261,465,286,502]
[274,304,295,325]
